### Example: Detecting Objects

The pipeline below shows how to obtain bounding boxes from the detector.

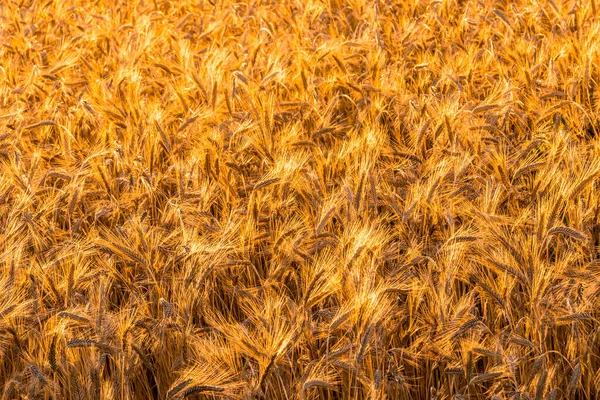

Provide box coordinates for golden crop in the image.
[1,0,599,398]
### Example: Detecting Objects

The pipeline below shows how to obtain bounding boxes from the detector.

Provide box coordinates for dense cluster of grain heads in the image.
[1,0,600,398]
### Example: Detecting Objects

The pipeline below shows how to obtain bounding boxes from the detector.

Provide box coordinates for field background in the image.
[1,0,600,399]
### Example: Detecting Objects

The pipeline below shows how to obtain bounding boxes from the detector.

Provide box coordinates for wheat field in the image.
[1,0,600,399]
